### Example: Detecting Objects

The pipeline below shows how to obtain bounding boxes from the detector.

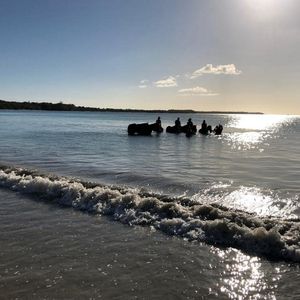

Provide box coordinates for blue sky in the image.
[1,0,300,113]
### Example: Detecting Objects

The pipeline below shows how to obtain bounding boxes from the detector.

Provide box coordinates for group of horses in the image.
[127,122,223,136]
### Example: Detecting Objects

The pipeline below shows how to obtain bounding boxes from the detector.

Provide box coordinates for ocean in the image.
[0,110,299,299]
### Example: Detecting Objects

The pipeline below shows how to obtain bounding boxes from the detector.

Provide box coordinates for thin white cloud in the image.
[154,76,177,88]
[178,86,219,96]
[191,64,242,79]
[138,79,149,88]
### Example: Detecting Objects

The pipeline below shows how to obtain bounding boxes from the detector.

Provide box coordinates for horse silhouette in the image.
[128,123,163,136]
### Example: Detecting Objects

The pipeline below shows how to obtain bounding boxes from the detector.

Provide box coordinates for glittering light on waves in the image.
[228,114,294,131]
[224,114,296,150]
[194,184,299,219]
[212,248,281,299]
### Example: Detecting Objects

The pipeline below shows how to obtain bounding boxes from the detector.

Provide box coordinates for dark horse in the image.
[199,125,212,135]
[213,124,223,135]
[199,124,223,135]
[127,123,163,136]
[166,124,197,135]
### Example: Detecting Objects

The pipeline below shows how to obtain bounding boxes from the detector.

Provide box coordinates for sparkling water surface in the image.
[1,110,299,217]
[0,110,299,299]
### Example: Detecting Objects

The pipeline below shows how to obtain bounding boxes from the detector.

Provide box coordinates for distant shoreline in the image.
[0,99,263,114]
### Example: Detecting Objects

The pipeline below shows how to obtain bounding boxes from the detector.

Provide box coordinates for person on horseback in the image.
[187,118,193,128]
[175,117,181,130]
[201,120,207,131]
[156,116,161,126]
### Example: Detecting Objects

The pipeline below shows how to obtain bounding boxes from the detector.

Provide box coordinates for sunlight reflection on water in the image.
[222,186,299,218]
[213,248,281,300]
[227,114,294,131]
[193,183,299,218]
[224,114,296,150]
[224,131,269,150]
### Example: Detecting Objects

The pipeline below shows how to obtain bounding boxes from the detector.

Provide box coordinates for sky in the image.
[0,0,300,114]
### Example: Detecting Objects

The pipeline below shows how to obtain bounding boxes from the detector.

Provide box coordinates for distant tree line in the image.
[0,100,197,113]
[0,100,101,111]
[0,99,262,114]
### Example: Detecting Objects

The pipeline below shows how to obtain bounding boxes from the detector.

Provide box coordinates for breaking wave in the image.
[0,166,299,263]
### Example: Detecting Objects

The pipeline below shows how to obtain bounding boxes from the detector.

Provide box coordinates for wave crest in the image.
[0,166,299,262]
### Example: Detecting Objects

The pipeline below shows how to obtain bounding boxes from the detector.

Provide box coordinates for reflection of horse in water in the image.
[127,123,163,136]
[166,124,197,135]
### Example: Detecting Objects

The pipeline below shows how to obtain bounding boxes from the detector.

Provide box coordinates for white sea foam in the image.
[0,167,299,262]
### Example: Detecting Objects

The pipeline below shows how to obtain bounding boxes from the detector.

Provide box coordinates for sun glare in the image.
[223,115,296,150]
[228,114,294,130]
[245,0,283,18]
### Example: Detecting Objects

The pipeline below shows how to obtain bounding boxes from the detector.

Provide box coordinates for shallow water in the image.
[0,110,299,298]
[1,189,299,299]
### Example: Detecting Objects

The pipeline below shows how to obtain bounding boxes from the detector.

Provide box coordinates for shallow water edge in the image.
[1,165,299,263]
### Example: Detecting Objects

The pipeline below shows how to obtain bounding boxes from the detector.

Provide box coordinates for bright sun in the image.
[245,0,283,17]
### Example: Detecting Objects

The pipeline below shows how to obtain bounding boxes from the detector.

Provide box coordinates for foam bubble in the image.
[0,166,299,262]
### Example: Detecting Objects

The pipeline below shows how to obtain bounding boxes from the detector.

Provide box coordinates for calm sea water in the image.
[0,110,299,299]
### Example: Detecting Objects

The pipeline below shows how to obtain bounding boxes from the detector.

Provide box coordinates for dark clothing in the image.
[187,120,193,127]
[175,119,181,128]
[201,121,207,130]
